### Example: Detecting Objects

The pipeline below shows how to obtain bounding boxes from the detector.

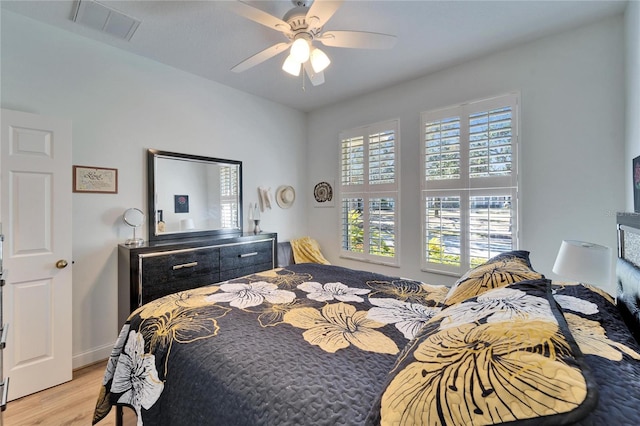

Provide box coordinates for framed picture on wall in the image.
[73,165,118,194]
[313,180,335,208]
[635,156,640,213]
[174,195,190,213]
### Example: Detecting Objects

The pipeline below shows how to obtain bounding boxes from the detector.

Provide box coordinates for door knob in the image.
[56,259,68,269]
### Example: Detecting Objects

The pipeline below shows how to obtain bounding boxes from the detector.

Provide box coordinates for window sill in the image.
[420,267,462,278]
[339,254,400,268]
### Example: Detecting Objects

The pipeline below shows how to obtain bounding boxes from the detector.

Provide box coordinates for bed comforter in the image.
[93,263,640,425]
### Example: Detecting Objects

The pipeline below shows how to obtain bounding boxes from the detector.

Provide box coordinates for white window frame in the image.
[339,119,400,266]
[421,93,519,276]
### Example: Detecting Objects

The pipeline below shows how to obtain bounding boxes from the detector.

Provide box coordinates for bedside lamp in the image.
[552,240,611,286]
[180,218,195,231]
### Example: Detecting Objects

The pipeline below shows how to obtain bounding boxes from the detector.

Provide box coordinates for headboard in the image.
[616,212,640,344]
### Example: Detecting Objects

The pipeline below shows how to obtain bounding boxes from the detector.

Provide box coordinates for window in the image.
[220,165,239,229]
[340,120,399,265]
[421,93,518,275]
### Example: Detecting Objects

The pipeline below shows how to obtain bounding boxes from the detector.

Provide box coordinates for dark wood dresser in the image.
[118,232,277,327]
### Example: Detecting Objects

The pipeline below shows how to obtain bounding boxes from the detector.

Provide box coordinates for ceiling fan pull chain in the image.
[302,65,306,92]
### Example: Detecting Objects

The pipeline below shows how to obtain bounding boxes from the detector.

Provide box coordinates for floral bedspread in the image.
[93,264,640,426]
[93,263,448,425]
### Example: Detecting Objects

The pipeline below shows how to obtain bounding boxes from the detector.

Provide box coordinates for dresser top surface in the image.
[119,232,277,253]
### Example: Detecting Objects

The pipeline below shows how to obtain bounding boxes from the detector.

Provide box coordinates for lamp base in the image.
[125,238,144,246]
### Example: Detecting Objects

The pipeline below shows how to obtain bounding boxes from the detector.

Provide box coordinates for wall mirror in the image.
[147,149,242,242]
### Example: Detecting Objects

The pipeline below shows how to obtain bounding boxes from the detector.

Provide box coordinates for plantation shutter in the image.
[421,93,518,275]
[339,120,400,265]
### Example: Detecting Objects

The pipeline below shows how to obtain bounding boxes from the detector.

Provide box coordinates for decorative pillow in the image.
[443,250,543,306]
[291,236,331,265]
[366,279,598,426]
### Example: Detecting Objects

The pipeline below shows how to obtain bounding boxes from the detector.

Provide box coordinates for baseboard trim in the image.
[73,343,113,369]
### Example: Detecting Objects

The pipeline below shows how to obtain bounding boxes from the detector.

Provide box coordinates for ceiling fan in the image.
[229,0,397,86]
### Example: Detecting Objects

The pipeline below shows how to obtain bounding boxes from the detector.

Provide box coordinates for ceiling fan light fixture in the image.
[230,0,397,87]
[310,48,331,73]
[282,54,302,76]
[290,38,310,63]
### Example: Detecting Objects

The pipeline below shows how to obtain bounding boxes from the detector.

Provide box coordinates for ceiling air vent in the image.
[73,0,140,41]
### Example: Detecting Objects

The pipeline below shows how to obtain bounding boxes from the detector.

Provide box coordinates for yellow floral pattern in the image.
[375,279,598,426]
[245,299,314,327]
[381,319,587,425]
[139,304,230,375]
[565,312,640,361]
[132,285,220,319]
[444,254,543,305]
[367,279,448,305]
[140,306,229,349]
[246,268,313,289]
[283,302,399,354]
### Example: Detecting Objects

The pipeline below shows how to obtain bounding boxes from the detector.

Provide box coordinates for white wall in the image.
[626,1,640,210]
[1,11,307,367]
[308,15,626,294]
[1,8,631,369]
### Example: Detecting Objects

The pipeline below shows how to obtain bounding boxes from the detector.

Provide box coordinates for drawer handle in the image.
[239,252,258,258]
[1,377,9,411]
[173,262,198,270]
[0,323,8,349]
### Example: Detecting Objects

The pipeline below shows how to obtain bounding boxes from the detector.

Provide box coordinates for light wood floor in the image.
[4,360,136,426]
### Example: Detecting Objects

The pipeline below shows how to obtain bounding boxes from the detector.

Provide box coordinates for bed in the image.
[93,215,640,425]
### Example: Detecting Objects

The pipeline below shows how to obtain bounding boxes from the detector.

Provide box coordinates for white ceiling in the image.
[1,0,628,112]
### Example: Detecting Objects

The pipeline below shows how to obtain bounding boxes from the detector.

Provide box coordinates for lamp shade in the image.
[310,48,331,73]
[552,240,611,286]
[282,54,301,76]
[180,218,195,231]
[290,38,310,63]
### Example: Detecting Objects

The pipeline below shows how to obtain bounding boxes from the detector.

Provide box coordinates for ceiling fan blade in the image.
[229,1,292,34]
[304,61,325,86]
[231,42,291,73]
[306,0,344,28]
[319,30,397,49]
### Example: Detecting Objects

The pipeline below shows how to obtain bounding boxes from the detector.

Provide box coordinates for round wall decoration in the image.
[276,185,296,209]
[314,181,333,203]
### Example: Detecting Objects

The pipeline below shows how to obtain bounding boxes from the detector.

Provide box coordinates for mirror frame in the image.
[147,149,243,242]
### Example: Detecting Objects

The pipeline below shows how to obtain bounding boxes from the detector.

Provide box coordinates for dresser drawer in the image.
[119,233,277,326]
[140,247,220,304]
[220,261,274,282]
[220,240,273,272]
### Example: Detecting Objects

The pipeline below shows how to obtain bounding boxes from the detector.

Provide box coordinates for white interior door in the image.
[1,108,72,400]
